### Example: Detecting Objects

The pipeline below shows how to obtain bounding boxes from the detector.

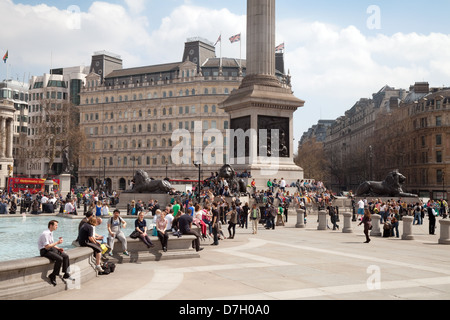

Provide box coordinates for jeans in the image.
[392,222,399,237]
[413,212,422,225]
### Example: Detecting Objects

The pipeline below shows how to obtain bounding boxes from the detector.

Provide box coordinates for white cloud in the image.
[1,0,449,141]
[124,0,146,14]
[276,18,450,138]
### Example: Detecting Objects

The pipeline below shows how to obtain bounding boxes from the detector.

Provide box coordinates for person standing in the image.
[226,205,238,239]
[428,203,437,235]
[357,199,365,221]
[38,220,72,286]
[413,202,422,225]
[211,202,220,246]
[358,209,372,244]
[250,203,260,234]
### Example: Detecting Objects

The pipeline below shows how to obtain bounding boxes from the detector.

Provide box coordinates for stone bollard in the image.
[438,220,450,245]
[296,208,306,228]
[342,211,353,233]
[317,210,327,230]
[401,216,414,240]
[370,214,382,237]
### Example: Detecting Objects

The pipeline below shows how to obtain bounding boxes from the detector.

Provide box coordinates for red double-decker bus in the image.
[6,178,60,194]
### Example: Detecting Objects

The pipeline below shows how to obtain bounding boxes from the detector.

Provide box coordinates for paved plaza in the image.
[37,214,450,301]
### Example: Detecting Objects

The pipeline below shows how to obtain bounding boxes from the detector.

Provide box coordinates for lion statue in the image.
[356,170,417,198]
[124,169,172,194]
[217,164,248,195]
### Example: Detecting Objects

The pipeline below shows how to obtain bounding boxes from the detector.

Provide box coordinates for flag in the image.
[214,35,221,46]
[2,50,8,63]
[275,43,285,52]
[229,33,241,43]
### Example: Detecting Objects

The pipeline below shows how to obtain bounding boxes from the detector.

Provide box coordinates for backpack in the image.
[99,262,116,275]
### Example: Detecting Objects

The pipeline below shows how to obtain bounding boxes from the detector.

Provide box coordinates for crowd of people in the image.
[18,175,450,287]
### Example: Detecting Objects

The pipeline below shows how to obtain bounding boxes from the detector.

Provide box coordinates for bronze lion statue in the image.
[356,170,417,198]
[124,169,173,194]
[217,164,248,195]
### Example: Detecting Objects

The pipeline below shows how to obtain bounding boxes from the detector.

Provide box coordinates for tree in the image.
[295,138,330,182]
[29,98,88,178]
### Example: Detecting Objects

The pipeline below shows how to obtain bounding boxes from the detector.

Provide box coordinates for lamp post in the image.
[165,161,168,180]
[193,149,202,203]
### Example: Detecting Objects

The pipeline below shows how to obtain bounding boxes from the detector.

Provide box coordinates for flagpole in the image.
[240,32,242,70]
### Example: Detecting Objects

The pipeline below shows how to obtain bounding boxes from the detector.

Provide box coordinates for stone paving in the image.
[36,214,450,301]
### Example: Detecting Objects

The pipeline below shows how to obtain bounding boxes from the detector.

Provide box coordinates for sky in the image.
[1,0,450,144]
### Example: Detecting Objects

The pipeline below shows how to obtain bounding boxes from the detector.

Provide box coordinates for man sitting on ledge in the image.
[177,210,203,252]
[38,220,73,286]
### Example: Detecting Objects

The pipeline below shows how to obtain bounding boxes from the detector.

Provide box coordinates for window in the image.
[436,151,443,163]
[437,170,443,183]
[436,135,442,146]
[436,116,442,127]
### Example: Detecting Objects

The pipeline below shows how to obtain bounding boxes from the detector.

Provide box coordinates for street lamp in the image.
[165,161,169,180]
[193,149,203,203]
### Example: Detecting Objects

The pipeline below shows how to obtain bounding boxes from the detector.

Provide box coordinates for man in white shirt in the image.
[357,199,365,220]
[64,199,75,215]
[38,220,72,286]
[280,178,286,192]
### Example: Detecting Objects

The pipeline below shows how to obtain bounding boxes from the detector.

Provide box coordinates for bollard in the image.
[370,214,382,237]
[317,210,327,230]
[401,216,414,240]
[438,220,450,245]
[342,211,353,233]
[296,208,306,228]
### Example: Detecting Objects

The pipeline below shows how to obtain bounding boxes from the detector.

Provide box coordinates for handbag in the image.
[130,230,140,239]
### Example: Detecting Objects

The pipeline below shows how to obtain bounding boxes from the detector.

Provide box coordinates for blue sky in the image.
[2,0,450,142]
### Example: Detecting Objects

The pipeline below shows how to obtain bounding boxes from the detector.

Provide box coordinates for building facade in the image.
[373,83,449,199]
[0,80,29,179]
[323,85,407,192]
[27,66,89,178]
[78,38,291,192]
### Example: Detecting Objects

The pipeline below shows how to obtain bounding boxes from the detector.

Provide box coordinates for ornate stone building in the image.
[78,39,242,191]
[373,82,449,199]
[78,38,291,191]
[0,98,15,187]
[323,85,407,192]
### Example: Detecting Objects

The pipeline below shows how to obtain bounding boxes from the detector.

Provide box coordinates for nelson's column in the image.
[221,0,305,186]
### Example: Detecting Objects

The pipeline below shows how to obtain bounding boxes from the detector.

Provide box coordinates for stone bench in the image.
[107,234,201,263]
[73,233,201,264]
[0,247,97,300]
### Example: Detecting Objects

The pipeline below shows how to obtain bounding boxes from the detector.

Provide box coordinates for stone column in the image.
[438,220,450,245]
[342,211,353,233]
[6,117,13,159]
[246,0,276,76]
[0,117,5,158]
[296,208,305,228]
[401,216,414,240]
[317,210,327,230]
[370,214,382,237]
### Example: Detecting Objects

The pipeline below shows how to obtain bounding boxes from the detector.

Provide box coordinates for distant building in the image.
[27,66,89,178]
[323,85,407,192]
[0,80,29,179]
[299,120,334,147]
[78,38,290,192]
[373,82,449,199]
